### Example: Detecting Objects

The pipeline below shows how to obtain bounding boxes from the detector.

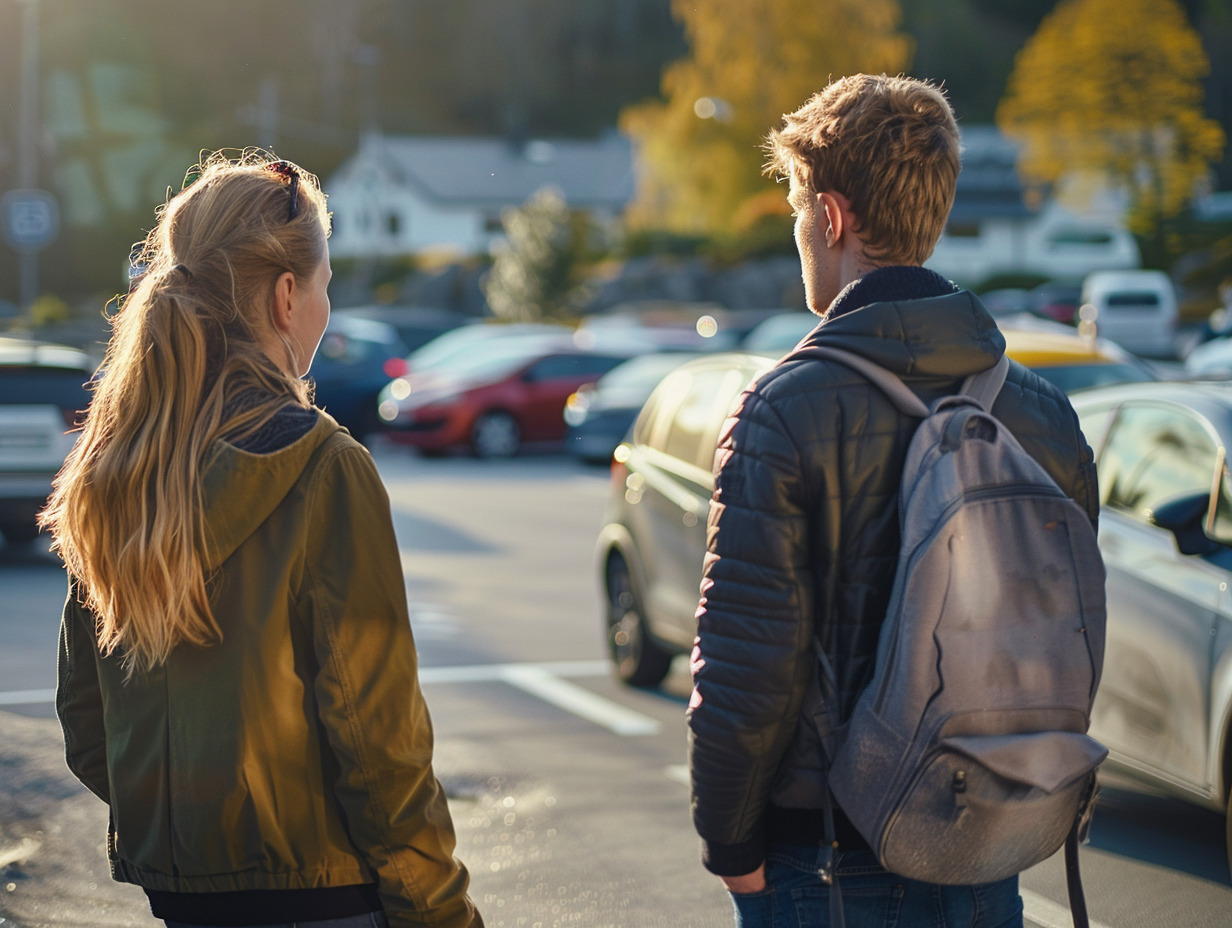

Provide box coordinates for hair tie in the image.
[173,264,192,280]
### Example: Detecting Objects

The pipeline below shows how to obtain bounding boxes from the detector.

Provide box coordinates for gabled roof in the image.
[342,132,636,211]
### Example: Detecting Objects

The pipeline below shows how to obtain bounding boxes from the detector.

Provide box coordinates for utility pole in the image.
[17,0,37,190]
[2,0,59,310]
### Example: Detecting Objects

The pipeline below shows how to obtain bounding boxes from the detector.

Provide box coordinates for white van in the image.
[1080,270,1178,359]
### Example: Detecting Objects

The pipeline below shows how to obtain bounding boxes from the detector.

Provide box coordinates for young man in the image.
[686,74,1100,927]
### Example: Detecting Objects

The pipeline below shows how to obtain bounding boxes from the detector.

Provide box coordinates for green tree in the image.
[619,0,911,238]
[997,0,1225,235]
[483,186,589,323]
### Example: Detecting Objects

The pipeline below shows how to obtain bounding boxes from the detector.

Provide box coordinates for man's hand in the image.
[720,864,767,895]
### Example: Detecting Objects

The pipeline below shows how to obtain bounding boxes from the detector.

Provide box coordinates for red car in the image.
[377,334,632,457]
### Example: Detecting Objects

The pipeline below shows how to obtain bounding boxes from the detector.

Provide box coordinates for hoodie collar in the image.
[824,265,959,321]
[201,413,343,569]
[800,267,1006,381]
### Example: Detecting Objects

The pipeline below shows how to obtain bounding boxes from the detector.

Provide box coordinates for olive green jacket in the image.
[57,414,482,927]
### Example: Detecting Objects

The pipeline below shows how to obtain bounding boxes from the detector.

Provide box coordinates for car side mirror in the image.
[1150,492,1221,556]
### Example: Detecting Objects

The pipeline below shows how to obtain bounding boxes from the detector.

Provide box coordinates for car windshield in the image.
[426,335,572,383]
[409,324,569,372]
[595,354,696,404]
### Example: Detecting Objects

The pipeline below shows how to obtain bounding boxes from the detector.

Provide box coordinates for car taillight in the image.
[383,357,409,379]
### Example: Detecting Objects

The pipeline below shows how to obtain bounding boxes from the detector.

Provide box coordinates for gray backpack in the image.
[800,347,1107,926]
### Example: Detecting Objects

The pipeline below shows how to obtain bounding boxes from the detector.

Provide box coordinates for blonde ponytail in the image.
[41,151,330,675]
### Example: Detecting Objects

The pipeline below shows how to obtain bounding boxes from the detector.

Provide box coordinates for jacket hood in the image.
[803,289,1007,383]
[200,412,343,569]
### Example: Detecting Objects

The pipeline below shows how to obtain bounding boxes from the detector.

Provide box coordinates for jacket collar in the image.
[802,267,1006,382]
[824,265,958,322]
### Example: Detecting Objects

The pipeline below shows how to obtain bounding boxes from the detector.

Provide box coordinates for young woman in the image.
[41,151,483,928]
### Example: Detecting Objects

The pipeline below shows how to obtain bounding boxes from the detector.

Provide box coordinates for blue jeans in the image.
[729,844,1023,928]
[164,914,388,928]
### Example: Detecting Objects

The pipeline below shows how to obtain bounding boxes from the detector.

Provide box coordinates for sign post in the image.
[1,189,58,308]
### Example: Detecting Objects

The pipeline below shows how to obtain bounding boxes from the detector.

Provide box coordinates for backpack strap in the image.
[796,346,928,417]
[791,346,1011,416]
[1065,822,1090,928]
[960,354,1010,412]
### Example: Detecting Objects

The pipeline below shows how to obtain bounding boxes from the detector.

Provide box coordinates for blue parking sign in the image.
[1,189,59,252]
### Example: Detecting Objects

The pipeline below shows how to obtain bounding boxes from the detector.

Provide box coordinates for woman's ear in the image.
[270,271,296,334]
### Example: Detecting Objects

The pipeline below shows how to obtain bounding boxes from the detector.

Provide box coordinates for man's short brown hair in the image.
[766,74,960,266]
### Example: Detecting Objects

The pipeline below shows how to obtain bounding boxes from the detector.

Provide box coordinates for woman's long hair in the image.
[40,149,330,676]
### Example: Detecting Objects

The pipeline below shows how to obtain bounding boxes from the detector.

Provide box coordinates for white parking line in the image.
[498,664,662,736]
[0,661,662,739]
[419,660,660,736]
[418,659,610,683]
[0,688,55,706]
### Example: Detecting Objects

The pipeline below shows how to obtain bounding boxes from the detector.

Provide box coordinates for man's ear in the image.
[818,192,844,248]
[270,271,296,334]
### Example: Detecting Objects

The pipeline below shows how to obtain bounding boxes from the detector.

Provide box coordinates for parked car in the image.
[0,336,93,544]
[403,322,573,376]
[1068,380,1232,873]
[564,352,701,465]
[595,329,1156,687]
[331,305,468,356]
[379,334,633,457]
[1081,269,1179,359]
[310,314,409,442]
[1029,279,1085,325]
[739,311,818,354]
[595,351,778,684]
[1001,327,1156,394]
[1183,334,1232,378]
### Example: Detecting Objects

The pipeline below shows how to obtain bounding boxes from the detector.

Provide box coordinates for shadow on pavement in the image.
[1088,785,1230,886]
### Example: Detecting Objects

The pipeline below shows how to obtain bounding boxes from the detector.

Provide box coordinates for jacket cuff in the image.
[700,834,766,877]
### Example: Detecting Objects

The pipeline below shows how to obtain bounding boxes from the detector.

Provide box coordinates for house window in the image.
[387,213,401,236]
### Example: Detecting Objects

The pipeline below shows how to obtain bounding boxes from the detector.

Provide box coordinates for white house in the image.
[925,126,1141,286]
[326,131,636,259]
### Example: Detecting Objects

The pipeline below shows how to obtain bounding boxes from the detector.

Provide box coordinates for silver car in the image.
[0,336,92,544]
[1070,380,1232,874]
[595,352,776,685]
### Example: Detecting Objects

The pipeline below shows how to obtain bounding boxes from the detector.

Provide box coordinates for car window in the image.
[660,368,731,467]
[0,366,91,413]
[1074,402,1117,458]
[1104,291,1161,308]
[525,353,624,382]
[316,331,371,366]
[1099,403,1218,523]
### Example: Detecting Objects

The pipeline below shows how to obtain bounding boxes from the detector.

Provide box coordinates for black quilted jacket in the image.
[687,267,1100,876]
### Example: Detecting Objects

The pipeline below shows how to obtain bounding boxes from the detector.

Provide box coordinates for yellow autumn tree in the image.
[620,0,912,238]
[997,0,1225,234]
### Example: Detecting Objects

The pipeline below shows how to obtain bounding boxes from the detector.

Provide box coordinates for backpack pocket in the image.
[877,731,1107,885]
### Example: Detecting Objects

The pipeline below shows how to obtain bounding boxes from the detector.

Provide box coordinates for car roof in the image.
[1068,378,1232,421]
[1000,328,1128,367]
[0,336,92,370]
